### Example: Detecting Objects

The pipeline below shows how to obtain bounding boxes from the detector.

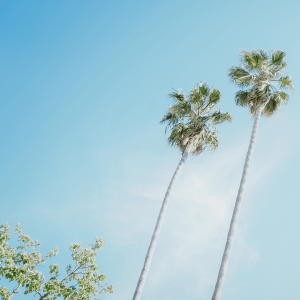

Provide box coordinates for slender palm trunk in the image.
[211,108,263,300]
[132,149,189,300]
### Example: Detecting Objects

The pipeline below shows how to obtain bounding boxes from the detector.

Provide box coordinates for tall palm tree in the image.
[211,49,294,300]
[132,82,232,300]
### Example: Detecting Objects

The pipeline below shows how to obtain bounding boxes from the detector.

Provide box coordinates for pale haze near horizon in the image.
[1,0,300,299]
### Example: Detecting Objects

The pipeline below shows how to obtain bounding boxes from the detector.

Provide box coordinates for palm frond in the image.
[279,91,289,104]
[228,67,254,87]
[167,123,187,149]
[271,62,287,77]
[168,92,185,103]
[172,101,192,117]
[181,125,219,155]
[198,82,210,97]
[160,111,181,132]
[209,89,221,103]
[241,49,268,70]
[210,111,233,124]
[189,87,203,106]
[263,90,290,117]
[263,92,282,117]
[271,50,286,66]
[279,75,294,90]
[235,90,251,107]
[194,115,211,125]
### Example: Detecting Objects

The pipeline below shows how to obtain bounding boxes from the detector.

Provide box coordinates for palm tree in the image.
[132,82,232,300]
[211,49,294,300]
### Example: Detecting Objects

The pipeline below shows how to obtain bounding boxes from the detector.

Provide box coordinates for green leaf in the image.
[235,90,251,107]
[228,67,254,87]
[198,82,209,97]
[271,50,286,66]
[241,49,268,70]
[279,75,294,90]
[209,89,221,103]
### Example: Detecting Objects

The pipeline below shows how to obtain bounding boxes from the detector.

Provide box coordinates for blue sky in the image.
[1,0,300,299]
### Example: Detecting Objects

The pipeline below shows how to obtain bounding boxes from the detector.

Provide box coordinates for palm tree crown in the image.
[160,82,232,155]
[229,49,294,116]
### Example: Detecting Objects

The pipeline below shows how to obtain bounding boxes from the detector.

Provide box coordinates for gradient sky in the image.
[1,0,300,299]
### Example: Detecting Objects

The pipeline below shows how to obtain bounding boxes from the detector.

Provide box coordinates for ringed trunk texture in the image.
[211,108,263,300]
[132,149,189,300]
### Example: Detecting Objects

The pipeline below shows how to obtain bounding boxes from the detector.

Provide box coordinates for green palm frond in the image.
[167,123,187,149]
[198,82,210,97]
[194,115,211,125]
[189,87,204,106]
[229,49,293,116]
[264,94,280,117]
[169,91,185,102]
[271,63,287,77]
[271,50,286,66]
[279,76,294,90]
[161,82,232,156]
[241,49,268,70]
[172,101,192,116]
[264,91,290,117]
[209,89,221,103]
[160,111,180,132]
[228,67,254,87]
[185,129,219,155]
[210,111,233,124]
[235,90,251,107]
[279,91,289,103]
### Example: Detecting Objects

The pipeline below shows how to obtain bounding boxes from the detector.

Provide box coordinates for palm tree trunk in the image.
[211,108,263,300]
[132,149,189,300]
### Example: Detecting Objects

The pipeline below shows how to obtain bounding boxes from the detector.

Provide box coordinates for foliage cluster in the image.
[0,223,113,300]
[160,82,232,155]
[229,49,294,116]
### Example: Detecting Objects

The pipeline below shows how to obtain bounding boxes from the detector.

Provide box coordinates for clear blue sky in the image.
[1,0,300,299]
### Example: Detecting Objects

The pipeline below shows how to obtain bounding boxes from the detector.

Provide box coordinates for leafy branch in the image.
[0,224,113,300]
